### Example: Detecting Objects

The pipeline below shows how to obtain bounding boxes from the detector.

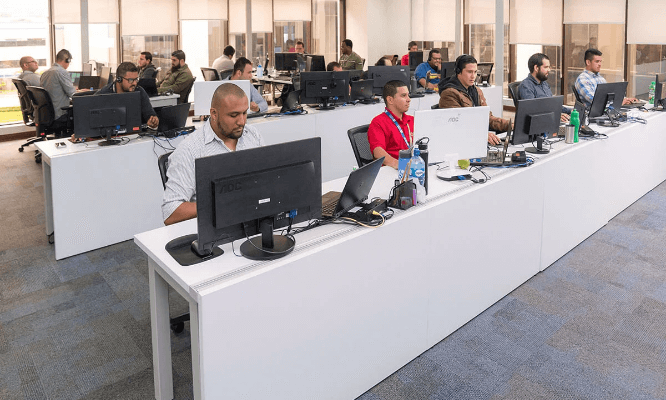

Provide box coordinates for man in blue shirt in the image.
[574,48,636,108]
[518,53,570,122]
[415,49,442,90]
[229,57,268,113]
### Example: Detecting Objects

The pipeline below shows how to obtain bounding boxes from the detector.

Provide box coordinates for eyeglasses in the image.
[122,77,139,84]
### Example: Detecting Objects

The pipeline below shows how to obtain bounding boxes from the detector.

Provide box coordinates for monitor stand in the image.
[315,97,336,110]
[525,134,549,155]
[98,128,122,146]
[240,217,295,261]
[165,234,224,266]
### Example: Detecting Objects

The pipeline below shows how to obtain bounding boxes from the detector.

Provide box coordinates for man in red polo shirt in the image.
[367,80,414,169]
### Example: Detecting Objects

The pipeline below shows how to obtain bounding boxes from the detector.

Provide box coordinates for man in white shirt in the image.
[212,45,235,75]
[162,83,264,225]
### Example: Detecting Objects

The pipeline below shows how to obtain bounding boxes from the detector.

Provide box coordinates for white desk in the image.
[150,94,180,108]
[134,109,666,400]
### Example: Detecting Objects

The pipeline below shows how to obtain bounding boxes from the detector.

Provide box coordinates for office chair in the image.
[200,67,220,81]
[179,77,196,104]
[22,87,69,162]
[157,150,190,333]
[219,69,234,80]
[508,80,522,107]
[12,79,34,126]
[572,84,583,104]
[347,124,374,168]
[431,104,440,110]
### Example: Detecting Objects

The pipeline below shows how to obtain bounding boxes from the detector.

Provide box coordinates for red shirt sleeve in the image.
[401,54,409,67]
[367,114,387,155]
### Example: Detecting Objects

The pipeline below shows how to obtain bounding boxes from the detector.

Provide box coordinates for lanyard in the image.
[384,110,410,147]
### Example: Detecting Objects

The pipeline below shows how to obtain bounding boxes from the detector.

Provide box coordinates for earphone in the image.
[116,74,123,83]
[65,58,72,63]
[454,54,471,75]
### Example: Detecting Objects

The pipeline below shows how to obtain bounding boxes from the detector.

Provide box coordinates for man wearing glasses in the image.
[18,56,41,87]
[415,49,442,90]
[98,62,159,129]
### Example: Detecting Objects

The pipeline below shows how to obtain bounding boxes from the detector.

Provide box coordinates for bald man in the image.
[18,56,41,87]
[162,83,265,225]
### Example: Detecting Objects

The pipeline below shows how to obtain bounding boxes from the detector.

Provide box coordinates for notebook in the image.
[321,157,384,218]
[156,103,190,132]
[470,121,517,167]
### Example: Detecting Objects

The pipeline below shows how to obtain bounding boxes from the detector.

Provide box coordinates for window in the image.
[122,36,177,82]
[181,20,228,82]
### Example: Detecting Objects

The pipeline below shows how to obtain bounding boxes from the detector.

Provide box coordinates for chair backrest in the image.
[571,84,583,104]
[26,86,56,131]
[201,67,220,81]
[508,80,522,107]
[219,69,234,80]
[180,76,196,104]
[431,104,440,110]
[12,79,33,124]
[347,124,374,168]
[158,151,173,189]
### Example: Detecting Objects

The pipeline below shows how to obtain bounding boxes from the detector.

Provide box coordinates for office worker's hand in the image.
[147,115,159,129]
[426,82,437,90]
[250,101,260,112]
[487,132,501,146]
[561,113,570,122]
[622,97,638,106]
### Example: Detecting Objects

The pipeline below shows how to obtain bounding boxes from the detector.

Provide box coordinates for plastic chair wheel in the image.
[18,147,24,152]
[171,322,185,333]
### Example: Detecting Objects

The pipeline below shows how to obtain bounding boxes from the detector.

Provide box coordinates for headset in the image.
[116,74,123,83]
[454,54,475,75]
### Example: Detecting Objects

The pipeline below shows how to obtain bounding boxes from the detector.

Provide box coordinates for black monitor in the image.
[78,75,101,90]
[165,138,322,265]
[350,79,376,103]
[306,55,326,72]
[72,92,142,146]
[408,51,423,71]
[440,62,456,80]
[512,95,563,155]
[299,71,350,110]
[655,73,666,109]
[274,52,299,72]
[367,65,410,96]
[588,81,628,118]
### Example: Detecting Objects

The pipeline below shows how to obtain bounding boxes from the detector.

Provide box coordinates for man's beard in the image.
[537,71,548,82]
[170,65,179,73]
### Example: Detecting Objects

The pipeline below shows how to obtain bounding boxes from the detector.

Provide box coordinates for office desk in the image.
[150,94,180,108]
[136,109,666,400]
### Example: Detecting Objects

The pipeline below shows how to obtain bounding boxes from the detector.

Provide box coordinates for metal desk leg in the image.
[149,260,174,400]
[42,158,54,238]
[189,300,202,400]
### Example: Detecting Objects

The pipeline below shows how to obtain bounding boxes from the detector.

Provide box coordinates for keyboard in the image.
[321,191,342,218]
[160,125,195,138]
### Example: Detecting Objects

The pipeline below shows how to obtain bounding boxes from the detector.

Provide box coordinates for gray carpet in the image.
[2,138,666,399]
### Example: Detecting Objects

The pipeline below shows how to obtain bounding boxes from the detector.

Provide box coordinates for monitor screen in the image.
[408,51,423,71]
[78,75,101,90]
[306,55,326,72]
[476,63,493,84]
[512,95,563,154]
[589,81,628,118]
[440,62,456,80]
[655,73,666,108]
[72,91,142,146]
[166,138,322,264]
[299,71,350,109]
[274,52,299,72]
[69,71,82,87]
[366,66,410,96]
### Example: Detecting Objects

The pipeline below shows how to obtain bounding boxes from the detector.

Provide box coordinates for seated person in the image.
[439,54,510,145]
[327,61,343,72]
[158,50,194,98]
[401,41,418,67]
[162,84,264,225]
[415,49,442,90]
[367,80,413,169]
[138,52,157,80]
[18,56,41,87]
[518,53,570,122]
[229,57,268,113]
[41,49,85,125]
[212,45,235,74]
[295,41,306,55]
[339,39,364,71]
[575,48,636,108]
[375,57,392,67]
[97,62,159,129]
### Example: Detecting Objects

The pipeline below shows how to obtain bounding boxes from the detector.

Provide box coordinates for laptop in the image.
[138,78,158,97]
[321,157,384,218]
[470,121,517,166]
[156,103,190,132]
[78,75,101,90]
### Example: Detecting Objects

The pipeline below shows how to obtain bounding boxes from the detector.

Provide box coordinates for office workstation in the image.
[6,0,666,399]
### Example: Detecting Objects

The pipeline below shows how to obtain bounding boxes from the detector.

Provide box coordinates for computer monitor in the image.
[366,66,410,96]
[588,81,628,118]
[165,138,322,265]
[299,71,350,110]
[78,75,101,90]
[654,73,666,109]
[156,103,190,132]
[69,71,82,87]
[99,66,112,88]
[350,79,375,103]
[475,63,493,85]
[72,92,142,146]
[82,63,93,76]
[274,52,299,72]
[306,55,326,72]
[512,95,564,154]
[408,51,423,71]
[440,62,456,80]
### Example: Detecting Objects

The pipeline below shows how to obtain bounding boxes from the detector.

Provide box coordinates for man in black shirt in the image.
[97,62,159,128]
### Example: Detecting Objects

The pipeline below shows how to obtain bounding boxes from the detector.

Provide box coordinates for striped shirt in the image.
[161,120,265,222]
[575,69,607,108]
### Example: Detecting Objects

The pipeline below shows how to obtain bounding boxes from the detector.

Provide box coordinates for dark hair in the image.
[408,41,417,49]
[141,51,153,62]
[233,57,252,75]
[171,50,186,61]
[326,61,341,71]
[382,80,408,104]
[116,62,139,78]
[343,39,353,48]
[223,45,235,57]
[528,53,549,74]
[296,41,305,48]
[584,48,602,63]
[375,57,391,66]
[56,49,72,62]
[428,49,440,61]
[455,54,477,74]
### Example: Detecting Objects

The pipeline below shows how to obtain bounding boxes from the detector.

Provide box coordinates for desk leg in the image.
[42,158,54,237]
[189,300,202,400]
[149,260,174,400]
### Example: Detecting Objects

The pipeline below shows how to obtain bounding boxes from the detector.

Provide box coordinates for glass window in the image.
[122,36,177,82]
[467,24,510,95]
[54,25,83,72]
[511,44,562,96]
[274,21,311,54]
[89,24,119,70]
[311,0,339,69]
[181,20,228,82]
[627,45,666,100]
